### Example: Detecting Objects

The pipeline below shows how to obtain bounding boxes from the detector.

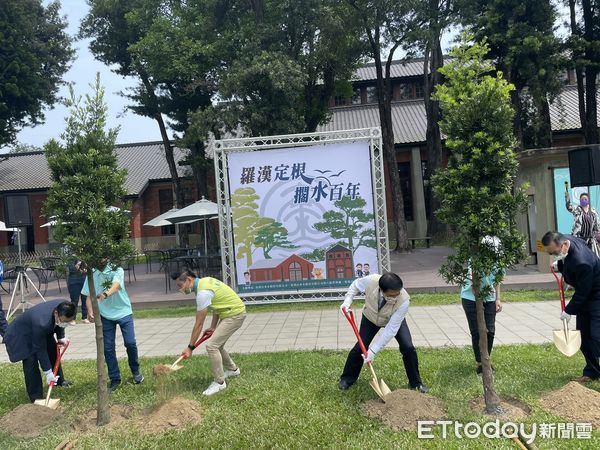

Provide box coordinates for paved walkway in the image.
[0,300,565,363]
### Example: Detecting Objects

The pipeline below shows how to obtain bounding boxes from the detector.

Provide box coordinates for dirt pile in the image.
[0,404,60,438]
[72,404,134,432]
[362,389,444,432]
[138,397,202,433]
[153,364,176,376]
[470,396,531,420]
[540,382,600,428]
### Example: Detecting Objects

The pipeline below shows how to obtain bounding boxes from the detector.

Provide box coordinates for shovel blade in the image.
[553,329,582,357]
[379,378,392,396]
[369,377,386,402]
[34,398,60,409]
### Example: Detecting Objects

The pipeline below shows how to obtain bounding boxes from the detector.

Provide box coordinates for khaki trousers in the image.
[206,313,246,383]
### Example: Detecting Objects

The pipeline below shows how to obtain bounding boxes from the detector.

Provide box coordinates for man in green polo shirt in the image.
[173,270,246,396]
[83,260,143,393]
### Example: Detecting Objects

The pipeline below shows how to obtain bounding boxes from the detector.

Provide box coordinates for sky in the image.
[10,0,166,152]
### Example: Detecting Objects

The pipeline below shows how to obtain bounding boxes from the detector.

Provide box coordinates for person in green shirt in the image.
[173,270,246,396]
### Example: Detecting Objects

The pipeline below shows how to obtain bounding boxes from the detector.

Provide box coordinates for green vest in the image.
[196,277,246,318]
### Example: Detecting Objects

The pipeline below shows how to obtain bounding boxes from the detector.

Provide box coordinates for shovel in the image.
[154,330,213,374]
[342,307,391,401]
[550,267,581,357]
[34,339,70,409]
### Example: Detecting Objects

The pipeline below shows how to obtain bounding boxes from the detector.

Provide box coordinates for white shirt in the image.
[343,276,410,354]
[196,290,215,311]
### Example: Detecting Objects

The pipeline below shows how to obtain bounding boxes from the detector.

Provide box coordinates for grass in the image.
[0,344,598,449]
[132,289,559,319]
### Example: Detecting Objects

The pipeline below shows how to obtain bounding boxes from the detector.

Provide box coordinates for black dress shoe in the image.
[58,379,74,388]
[338,379,353,390]
[108,379,121,393]
[414,383,429,393]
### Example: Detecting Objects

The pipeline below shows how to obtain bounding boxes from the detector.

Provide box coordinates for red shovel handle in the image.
[550,266,566,312]
[50,339,70,386]
[181,329,213,359]
[342,307,369,358]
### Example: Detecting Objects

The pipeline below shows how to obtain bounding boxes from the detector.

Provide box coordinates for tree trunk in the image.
[535,95,553,148]
[473,273,502,414]
[568,0,587,132]
[581,0,599,144]
[424,31,445,238]
[87,270,110,426]
[511,88,525,150]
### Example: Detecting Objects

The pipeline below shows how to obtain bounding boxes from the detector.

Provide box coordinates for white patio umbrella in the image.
[40,207,130,227]
[143,208,196,227]
[163,197,219,255]
[0,221,18,232]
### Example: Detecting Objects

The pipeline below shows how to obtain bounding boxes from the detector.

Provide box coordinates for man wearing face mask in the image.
[4,300,75,402]
[565,191,600,251]
[543,231,600,382]
[339,272,429,393]
[172,270,246,396]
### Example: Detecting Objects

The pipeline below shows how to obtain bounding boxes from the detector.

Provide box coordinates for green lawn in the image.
[0,344,597,449]
[132,289,559,319]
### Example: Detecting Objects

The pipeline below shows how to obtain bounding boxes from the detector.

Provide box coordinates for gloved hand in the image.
[340,300,351,313]
[43,369,60,386]
[362,349,375,365]
[57,338,69,346]
[550,261,559,272]
[560,311,571,322]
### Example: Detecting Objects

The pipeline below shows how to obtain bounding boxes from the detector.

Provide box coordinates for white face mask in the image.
[56,321,72,329]
[554,252,567,262]
[383,293,401,305]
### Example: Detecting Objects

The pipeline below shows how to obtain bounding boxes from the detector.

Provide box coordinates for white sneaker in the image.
[203,381,227,396]
[224,368,240,379]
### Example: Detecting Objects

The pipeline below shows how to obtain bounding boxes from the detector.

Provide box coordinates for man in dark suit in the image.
[4,300,76,402]
[542,231,600,382]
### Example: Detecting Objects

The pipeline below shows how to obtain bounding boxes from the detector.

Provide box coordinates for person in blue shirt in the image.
[67,257,89,323]
[460,236,503,375]
[82,259,143,392]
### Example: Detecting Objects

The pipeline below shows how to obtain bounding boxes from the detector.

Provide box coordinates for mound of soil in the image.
[72,404,134,432]
[0,404,60,438]
[470,396,531,420]
[540,382,600,428]
[138,397,202,433]
[362,389,444,432]
[153,364,178,376]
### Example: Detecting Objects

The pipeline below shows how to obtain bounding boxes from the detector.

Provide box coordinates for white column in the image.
[410,147,427,238]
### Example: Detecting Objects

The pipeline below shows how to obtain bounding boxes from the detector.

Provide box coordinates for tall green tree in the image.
[44,75,134,426]
[461,0,562,149]
[346,0,412,252]
[255,221,298,259]
[0,0,73,146]
[313,196,376,254]
[432,38,527,414]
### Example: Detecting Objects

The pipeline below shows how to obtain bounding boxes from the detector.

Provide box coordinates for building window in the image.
[398,83,413,100]
[366,86,378,103]
[334,95,348,106]
[336,266,345,278]
[415,82,424,98]
[351,88,362,105]
[289,262,302,281]
[158,189,175,235]
[397,162,413,221]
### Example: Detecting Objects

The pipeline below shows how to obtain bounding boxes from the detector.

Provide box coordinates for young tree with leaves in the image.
[432,39,527,414]
[44,75,134,426]
[255,222,297,259]
[0,0,73,146]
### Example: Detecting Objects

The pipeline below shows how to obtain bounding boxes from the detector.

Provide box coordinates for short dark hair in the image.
[171,269,197,281]
[244,271,250,276]
[356,263,362,267]
[541,231,566,247]
[56,301,76,320]
[378,272,403,292]
[364,263,370,267]
[580,192,590,199]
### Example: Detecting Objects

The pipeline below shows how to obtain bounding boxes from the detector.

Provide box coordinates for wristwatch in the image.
[187,344,195,351]
[102,292,108,299]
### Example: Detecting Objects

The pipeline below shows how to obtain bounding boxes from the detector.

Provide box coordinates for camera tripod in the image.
[5,229,46,319]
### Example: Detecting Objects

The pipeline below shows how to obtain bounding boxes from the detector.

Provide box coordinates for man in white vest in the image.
[339,272,428,393]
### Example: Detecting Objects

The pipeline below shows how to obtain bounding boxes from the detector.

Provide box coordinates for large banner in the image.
[552,167,600,234]
[227,142,378,293]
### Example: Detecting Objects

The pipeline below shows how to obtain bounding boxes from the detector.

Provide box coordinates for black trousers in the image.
[340,315,422,388]
[0,295,7,339]
[22,336,64,402]
[461,298,496,363]
[576,309,600,379]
